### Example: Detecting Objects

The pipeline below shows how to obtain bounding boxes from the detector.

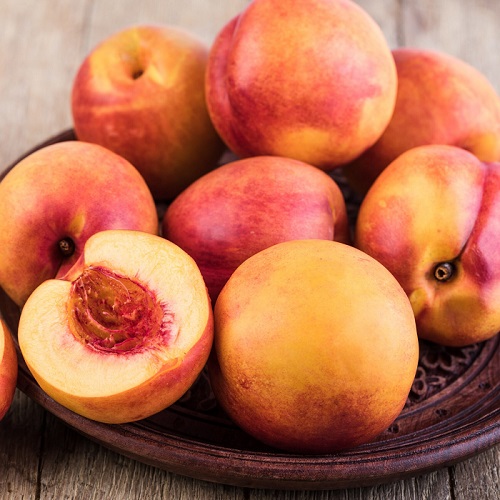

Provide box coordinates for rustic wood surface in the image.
[0,0,498,498]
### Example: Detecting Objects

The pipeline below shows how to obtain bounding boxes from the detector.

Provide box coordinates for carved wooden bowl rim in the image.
[0,130,498,491]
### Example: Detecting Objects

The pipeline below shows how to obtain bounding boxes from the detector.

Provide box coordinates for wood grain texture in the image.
[0,0,498,499]
[402,0,500,92]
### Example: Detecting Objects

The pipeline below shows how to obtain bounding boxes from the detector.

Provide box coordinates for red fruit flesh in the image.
[68,266,172,353]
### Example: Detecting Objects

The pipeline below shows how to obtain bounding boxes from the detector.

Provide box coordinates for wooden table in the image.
[0,1,498,498]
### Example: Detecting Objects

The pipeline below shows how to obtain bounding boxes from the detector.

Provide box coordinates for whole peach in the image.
[0,320,17,421]
[72,25,225,201]
[206,0,397,170]
[355,144,500,346]
[209,239,418,454]
[163,155,350,302]
[343,48,500,194]
[0,141,158,306]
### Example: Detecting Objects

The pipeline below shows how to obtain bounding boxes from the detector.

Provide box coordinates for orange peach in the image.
[0,319,17,421]
[343,48,500,194]
[209,239,419,454]
[0,141,158,307]
[162,155,350,303]
[205,0,397,170]
[72,25,225,201]
[355,144,500,346]
[18,229,213,424]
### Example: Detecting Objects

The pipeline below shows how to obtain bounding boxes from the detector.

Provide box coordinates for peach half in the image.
[209,239,419,454]
[18,229,213,424]
[0,319,18,421]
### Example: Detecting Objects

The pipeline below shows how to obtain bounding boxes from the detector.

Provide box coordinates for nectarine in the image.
[355,144,500,346]
[209,239,419,454]
[162,155,350,302]
[72,24,225,201]
[343,47,500,194]
[18,229,213,424]
[0,319,17,421]
[205,0,397,170]
[0,141,159,307]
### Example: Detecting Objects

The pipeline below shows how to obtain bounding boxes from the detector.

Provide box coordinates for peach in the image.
[0,141,158,307]
[343,47,500,194]
[18,229,213,424]
[0,319,18,421]
[72,24,225,201]
[205,0,397,170]
[162,155,350,303]
[209,239,419,454]
[355,144,500,346]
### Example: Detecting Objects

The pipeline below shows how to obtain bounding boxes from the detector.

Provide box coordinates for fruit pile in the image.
[1,0,499,454]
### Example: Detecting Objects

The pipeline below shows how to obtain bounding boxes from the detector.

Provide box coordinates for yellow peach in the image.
[0,319,18,421]
[343,48,500,194]
[209,239,419,454]
[163,155,350,302]
[355,144,500,346]
[206,0,397,170]
[72,25,225,201]
[0,141,158,307]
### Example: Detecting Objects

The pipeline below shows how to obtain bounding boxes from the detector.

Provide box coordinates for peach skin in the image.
[0,319,17,421]
[206,0,397,170]
[72,25,225,201]
[209,239,418,454]
[343,48,500,195]
[162,155,350,303]
[355,144,500,346]
[0,141,158,307]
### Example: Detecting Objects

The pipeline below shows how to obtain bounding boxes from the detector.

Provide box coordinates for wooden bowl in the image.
[0,130,498,490]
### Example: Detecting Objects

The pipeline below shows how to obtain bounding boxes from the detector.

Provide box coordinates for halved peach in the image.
[0,319,18,421]
[18,229,213,424]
